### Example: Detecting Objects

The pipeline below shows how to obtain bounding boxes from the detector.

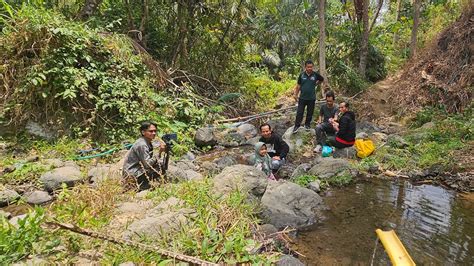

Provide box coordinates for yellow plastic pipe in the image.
[375,229,416,266]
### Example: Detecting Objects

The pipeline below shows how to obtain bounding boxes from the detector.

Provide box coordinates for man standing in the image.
[258,123,290,173]
[123,121,165,191]
[293,60,324,133]
[314,91,338,152]
[329,102,356,149]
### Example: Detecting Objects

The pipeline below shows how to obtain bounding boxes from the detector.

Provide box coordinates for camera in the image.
[162,133,177,146]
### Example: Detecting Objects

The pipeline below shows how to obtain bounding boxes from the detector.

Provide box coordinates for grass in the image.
[357,107,473,173]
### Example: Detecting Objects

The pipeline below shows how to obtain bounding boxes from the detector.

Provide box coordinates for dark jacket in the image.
[259,132,290,159]
[336,111,356,145]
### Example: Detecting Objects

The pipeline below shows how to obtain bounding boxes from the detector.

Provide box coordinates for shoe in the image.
[304,125,311,130]
[292,126,300,134]
[313,144,322,153]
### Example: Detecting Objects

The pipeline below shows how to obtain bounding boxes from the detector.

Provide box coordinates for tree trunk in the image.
[369,0,384,33]
[358,0,369,78]
[393,0,402,44]
[318,0,328,95]
[79,0,103,19]
[171,0,189,67]
[410,0,421,58]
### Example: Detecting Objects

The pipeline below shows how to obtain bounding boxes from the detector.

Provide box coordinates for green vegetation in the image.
[292,173,353,189]
[359,108,473,173]
[292,174,318,188]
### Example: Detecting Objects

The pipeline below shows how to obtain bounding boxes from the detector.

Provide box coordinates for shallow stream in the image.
[294,179,474,265]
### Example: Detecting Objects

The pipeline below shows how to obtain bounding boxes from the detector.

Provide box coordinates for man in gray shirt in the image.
[123,121,165,191]
[314,91,338,153]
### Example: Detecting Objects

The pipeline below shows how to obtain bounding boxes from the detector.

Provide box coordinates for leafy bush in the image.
[0,208,58,264]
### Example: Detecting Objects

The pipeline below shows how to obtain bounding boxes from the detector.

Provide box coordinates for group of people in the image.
[123,59,356,189]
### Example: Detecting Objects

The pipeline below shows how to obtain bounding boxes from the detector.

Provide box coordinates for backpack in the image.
[354,139,375,158]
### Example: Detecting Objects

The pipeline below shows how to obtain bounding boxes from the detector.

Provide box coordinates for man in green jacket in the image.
[293,60,325,133]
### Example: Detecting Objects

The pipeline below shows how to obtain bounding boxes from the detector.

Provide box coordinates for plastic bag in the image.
[322,145,333,157]
[355,139,375,158]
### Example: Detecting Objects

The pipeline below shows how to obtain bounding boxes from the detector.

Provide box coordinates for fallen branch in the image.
[46,220,218,266]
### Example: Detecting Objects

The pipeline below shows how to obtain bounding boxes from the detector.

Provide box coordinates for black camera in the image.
[162,133,177,146]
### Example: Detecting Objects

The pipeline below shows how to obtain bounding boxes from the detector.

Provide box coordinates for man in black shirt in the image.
[293,60,324,133]
[258,123,290,172]
[314,91,338,153]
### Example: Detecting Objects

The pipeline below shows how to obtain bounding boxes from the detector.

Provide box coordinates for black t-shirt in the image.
[320,104,337,123]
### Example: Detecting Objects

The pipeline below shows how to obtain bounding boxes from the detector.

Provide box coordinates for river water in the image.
[294,179,474,265]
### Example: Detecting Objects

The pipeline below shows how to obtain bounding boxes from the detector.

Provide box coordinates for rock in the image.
[166,164,188,181]
[24,190,53,205]
[332,146,357,159]
[116,201,153,216]
[356,132,369,139]
[421,121,435,129]
[123,198,194,240]
[267,119,293,137]
[237,123,258,140]
[42,158,65,168]
[118,262,136,266]
[88,164,116,185]
[181,151,196,161]
[368,165,382,175]
[371,132,388,144]
[213,164,268,199]
[258,224,278,239]
[387,135,409,148]
[282,126,315,155]
[290,163,312,179]
[357,121,382,134]
[277,163,296,179]
[184,169,204,180]
[25,155,39,162]
[0,210,12,219]
[308,180,321,193]
[9,214,28,228]
[0,189,21,207]
[174,161,197,171]
[246,136,261,146]
[214,156,238,169]
[276,255,305,266]
[40,166,83,192]
[199,161,220,176]
[261,181,324,230]
[247,154,256,165]
[385,122,404,134]
[135,190,150,199]
[309,157,350,179]
[25,120,56,140]
[216,131,246,147]
[194,127,216,147]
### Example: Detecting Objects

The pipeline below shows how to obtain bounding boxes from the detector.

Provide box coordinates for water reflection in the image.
[295,180,474,265]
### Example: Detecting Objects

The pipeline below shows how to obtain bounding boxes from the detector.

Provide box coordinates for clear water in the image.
[295,179,474,265]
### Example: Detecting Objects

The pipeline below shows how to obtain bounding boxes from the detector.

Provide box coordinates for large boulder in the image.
[214,155,238,170]
[309,157,350,179]
[194,127,217,147]
[215,131,246,147]
[261,181,324,230]
[213,164,268,199]
[237,123,258,140]
[40,165,83,192]
[0,189,20,207]
[267,119,294,137]
[282,126,315,155]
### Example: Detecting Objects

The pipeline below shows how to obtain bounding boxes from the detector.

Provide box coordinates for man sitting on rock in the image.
[123,121,165,191]
[259,123,290,173]
[314,91,338,153]
[329,101,356,149]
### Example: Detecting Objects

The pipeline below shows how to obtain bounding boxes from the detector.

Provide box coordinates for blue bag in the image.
[322,145,333,157]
